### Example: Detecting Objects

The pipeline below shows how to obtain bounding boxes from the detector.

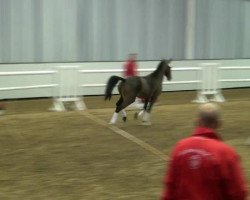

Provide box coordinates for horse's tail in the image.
[104,76,125,101]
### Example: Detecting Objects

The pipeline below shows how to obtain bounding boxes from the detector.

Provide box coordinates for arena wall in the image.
[0,59,250,99]
[0,0,250,63]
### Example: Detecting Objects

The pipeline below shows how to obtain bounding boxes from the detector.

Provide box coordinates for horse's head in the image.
[161,59,172,81]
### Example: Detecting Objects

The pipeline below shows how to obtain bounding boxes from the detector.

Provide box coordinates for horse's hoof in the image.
[134,112,138,119]
[142,121,151,126]
[122,116,127,122]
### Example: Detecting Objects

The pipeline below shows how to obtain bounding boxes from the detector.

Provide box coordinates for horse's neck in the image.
[151,66,164,82]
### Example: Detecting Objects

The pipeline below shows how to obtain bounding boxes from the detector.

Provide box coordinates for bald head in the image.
[197,103,221,129]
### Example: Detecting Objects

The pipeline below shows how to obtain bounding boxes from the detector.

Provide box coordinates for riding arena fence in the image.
[0,63,250,111]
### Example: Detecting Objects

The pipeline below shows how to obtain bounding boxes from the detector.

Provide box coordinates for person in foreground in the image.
[161,103,248,200]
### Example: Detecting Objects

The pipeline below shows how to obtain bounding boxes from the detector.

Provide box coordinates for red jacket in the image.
[162,127,248,200]
[123,60,137,77]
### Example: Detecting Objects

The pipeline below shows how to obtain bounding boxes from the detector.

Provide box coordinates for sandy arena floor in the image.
[0,88,249,199]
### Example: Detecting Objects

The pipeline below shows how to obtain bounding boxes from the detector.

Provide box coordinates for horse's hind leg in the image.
[116,97,127,122]
[109,96,129,124]
[110,96,135,124]
[116,96,123,107]
[121,110,127,122]
[109,112,119,124]
[116,98,134,113]
[109,97,123,124]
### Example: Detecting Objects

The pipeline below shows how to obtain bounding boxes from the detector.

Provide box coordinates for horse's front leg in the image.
[142,96,157,125]
[134,99,148,119]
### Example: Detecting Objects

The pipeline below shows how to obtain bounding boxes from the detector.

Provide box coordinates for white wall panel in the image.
[0,0,249,63]
[0,59,250,99]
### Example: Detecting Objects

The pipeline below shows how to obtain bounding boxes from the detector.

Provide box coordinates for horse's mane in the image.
[159,59,167,68]
[152,59,166,76]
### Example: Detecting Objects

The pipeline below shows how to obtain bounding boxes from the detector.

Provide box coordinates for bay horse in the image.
[104,59,172,124]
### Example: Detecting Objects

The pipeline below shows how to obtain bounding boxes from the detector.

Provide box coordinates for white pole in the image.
[185,0,196,59]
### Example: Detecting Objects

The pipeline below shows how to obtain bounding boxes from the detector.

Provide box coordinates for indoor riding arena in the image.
[1,89,250,199]
[0,1,250,200]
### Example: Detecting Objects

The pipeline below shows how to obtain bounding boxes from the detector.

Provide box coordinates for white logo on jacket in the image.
[188,155,202,169]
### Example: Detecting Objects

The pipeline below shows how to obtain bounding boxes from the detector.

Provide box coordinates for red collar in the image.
[192,126,221,140]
